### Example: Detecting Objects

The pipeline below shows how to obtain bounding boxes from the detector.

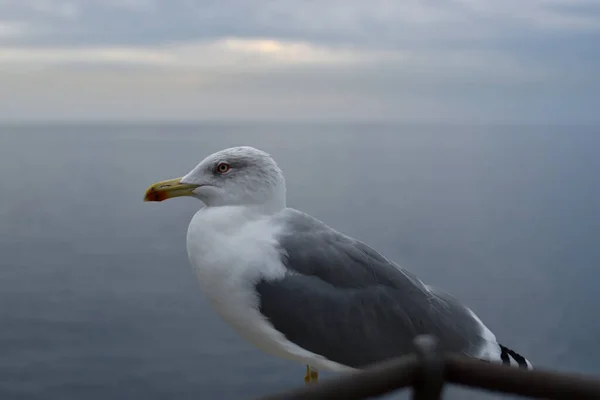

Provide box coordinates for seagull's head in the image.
[144,146,286,210]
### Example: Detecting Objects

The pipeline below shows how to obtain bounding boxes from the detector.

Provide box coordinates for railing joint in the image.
[412,335,445,400]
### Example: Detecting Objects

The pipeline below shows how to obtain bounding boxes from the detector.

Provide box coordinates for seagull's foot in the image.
[304,365,319,384]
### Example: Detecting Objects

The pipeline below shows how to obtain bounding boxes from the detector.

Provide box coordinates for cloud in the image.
[0,0,598,123]
[25,0,79,19]
[0,21,28,39]
[0,37,389,70]
[452,0,600,32]
[1,0,599,48]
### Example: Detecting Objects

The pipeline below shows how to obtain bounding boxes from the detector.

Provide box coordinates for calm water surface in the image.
[1,124,599,399]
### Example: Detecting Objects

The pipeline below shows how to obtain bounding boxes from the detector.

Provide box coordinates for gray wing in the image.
[255,208,488,368]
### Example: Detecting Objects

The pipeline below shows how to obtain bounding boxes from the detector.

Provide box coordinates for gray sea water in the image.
[1,123,600,399]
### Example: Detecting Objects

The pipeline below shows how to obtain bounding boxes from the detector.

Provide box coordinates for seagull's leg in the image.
[304,365,319,384]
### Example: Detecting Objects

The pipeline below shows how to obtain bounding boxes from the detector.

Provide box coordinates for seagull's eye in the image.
[216,162,231,174]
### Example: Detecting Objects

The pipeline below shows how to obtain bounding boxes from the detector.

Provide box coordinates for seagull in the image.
[143,146,532,384]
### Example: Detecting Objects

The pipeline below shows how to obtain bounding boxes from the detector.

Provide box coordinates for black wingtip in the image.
[499,344,531,369]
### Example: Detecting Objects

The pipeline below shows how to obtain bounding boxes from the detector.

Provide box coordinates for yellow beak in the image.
[143,177,199,202]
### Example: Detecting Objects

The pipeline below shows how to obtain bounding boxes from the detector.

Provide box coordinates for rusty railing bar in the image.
[412,335,444,400]
[253,335,600,400]
[445,354,600,399]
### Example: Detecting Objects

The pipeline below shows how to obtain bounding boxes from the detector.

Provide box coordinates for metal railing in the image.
[254,336,600,400]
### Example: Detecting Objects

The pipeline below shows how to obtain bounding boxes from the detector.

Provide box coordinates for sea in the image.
[1,123,599,399]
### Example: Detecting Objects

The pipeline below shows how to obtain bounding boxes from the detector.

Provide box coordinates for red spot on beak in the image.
[144,188,167,202]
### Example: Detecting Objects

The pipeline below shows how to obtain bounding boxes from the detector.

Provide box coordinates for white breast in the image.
[185,206,352,372]
[186,206,284,318]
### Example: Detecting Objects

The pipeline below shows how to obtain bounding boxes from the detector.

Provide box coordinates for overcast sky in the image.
[1,0,599,123]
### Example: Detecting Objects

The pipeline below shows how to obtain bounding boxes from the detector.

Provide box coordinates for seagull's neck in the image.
[248,187,286,215]
[195,200,284,229]
[250,198,286,216]
[220,193,286,217]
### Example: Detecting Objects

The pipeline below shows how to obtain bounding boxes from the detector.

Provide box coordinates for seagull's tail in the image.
[498,344,533,369]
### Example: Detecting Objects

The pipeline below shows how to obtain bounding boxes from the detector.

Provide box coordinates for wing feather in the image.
[254,208,488,368]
